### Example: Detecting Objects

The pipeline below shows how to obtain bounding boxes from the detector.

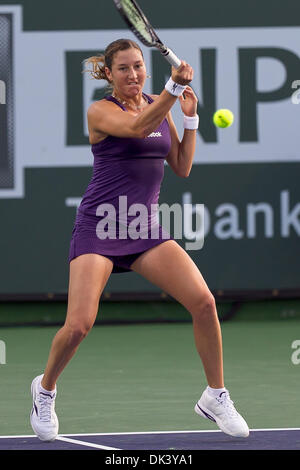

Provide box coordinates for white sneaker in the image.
[195,387,249,438]
[30,374,59,441]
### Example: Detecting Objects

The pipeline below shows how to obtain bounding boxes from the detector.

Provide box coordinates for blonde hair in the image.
[84,38,144,83]
[84,54,107,81]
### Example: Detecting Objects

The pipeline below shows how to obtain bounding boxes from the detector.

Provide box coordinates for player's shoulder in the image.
[89,97,109,110]
[88,97,117,117]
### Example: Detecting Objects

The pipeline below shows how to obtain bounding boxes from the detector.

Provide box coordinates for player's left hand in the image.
[179,86,198,117]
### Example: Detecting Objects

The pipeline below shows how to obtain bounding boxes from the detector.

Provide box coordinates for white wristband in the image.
[165,77,187,97]
[184,114,199,130]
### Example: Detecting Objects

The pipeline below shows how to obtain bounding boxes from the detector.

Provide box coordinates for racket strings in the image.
[120,0,154,45]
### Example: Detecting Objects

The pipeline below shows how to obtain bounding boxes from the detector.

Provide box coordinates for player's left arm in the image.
[166,86,198,178]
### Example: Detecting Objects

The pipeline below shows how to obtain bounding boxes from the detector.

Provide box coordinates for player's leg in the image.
[41,254,113,391]
[130,240,223,388]
[130,240,249,438]
[31,253,113,441]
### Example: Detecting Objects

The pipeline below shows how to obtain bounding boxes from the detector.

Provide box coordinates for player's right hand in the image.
[171,61,194,86]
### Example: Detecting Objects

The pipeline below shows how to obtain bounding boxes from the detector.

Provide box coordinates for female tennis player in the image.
[30,39,249,441]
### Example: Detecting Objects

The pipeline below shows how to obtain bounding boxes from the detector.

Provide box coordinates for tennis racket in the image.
[113,0,182,69]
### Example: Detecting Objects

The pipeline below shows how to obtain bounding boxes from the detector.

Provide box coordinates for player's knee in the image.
[189,293,216,321]
[64,320,93,345]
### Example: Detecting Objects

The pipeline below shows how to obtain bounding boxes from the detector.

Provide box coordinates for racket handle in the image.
[162,48,182,69]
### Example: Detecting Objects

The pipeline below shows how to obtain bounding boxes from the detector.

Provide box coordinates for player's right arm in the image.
[88,91,177,140]
[88,62,193,140]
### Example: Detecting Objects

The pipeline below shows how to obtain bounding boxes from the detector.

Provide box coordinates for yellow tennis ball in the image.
[213,109,234,128]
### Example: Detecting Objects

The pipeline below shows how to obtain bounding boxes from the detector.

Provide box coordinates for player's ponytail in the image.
[83,55,107,81]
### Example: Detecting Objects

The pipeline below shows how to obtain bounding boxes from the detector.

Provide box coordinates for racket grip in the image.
[162,48,182,69]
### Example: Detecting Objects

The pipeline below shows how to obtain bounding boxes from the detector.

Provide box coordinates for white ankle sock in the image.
[39,383,56,396]
[207,386,227,398]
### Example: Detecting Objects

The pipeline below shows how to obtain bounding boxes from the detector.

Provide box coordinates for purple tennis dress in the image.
[68,93,173,273]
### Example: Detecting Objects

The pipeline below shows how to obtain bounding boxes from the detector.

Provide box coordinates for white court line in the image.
[55,435,121,450]
[51,427,300,437]
[1,427,300,439]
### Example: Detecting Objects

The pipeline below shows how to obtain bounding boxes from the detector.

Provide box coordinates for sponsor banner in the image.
[0,7,299,199]
[0,6,299,294]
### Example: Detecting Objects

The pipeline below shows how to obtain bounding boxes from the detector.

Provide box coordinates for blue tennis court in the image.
[1,428,300,450]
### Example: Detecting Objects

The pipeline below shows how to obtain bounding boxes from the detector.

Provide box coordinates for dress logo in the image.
[147,132,162,138]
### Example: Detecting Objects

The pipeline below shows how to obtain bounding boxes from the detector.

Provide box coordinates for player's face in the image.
[107,48,147,98]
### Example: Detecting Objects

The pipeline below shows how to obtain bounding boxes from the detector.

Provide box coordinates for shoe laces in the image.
[215,392,239,418]
[38,393,55,422]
